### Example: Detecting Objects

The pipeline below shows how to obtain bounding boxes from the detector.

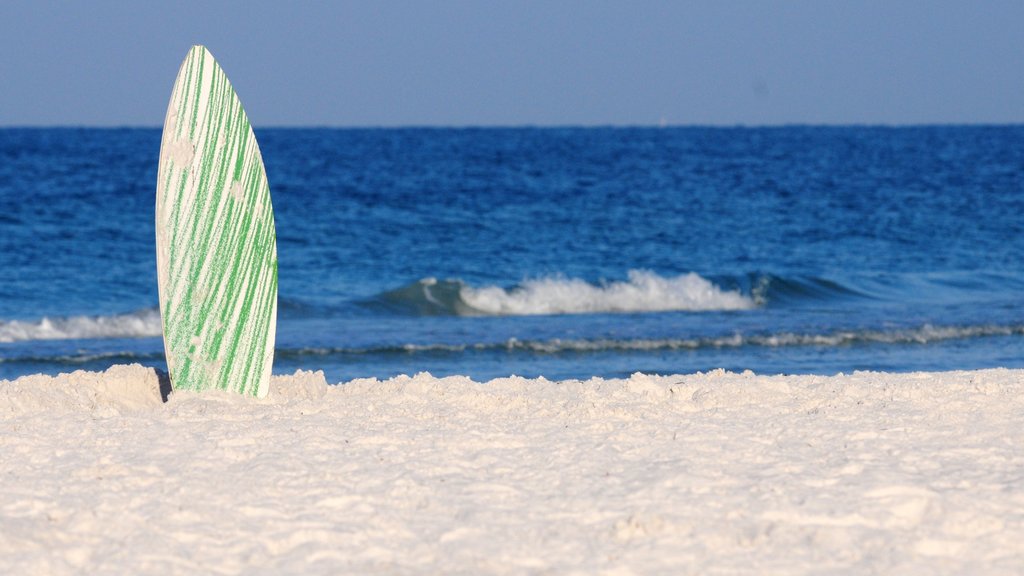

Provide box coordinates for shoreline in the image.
[2,364,1022,573]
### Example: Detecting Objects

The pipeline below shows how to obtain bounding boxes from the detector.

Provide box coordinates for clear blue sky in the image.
[2,0,1022,127]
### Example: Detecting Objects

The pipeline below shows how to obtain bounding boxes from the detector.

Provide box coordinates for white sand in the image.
[1,365,1022,574]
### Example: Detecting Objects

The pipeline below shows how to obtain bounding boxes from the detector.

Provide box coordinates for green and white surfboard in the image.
[156,45,277,398]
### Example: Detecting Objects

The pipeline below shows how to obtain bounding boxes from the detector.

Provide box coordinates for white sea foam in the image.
[0,308,162,343]
[460,270,756,316]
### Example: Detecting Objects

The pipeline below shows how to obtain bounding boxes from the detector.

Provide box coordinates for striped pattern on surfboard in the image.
[155,45,277,398]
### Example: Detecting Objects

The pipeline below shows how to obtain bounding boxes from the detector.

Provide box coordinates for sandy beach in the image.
[1,364,1021,574]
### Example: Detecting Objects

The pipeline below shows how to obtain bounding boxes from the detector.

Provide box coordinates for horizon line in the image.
[2,121,1023,130]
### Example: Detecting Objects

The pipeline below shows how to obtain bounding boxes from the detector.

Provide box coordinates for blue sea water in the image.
[1,126,1023,382]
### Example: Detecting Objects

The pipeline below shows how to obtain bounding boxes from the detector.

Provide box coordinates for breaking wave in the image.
[0,308,162,343]
[370,271,757,316]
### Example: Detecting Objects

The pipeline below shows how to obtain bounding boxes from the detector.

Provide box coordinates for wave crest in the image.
[464,271,756,315]
[0,309,162,343]
[373,271,756,317]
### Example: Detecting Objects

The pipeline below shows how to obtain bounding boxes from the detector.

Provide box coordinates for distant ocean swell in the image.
[276,323,1024,358]
[3,321,1022,367]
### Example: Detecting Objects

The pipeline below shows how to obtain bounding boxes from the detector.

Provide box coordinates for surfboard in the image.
[155,45,277,398]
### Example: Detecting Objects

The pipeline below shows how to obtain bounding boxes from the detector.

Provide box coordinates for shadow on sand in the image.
[155,369,172,403]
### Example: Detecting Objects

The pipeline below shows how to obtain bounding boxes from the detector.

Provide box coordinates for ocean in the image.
[1,126,1023,382]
